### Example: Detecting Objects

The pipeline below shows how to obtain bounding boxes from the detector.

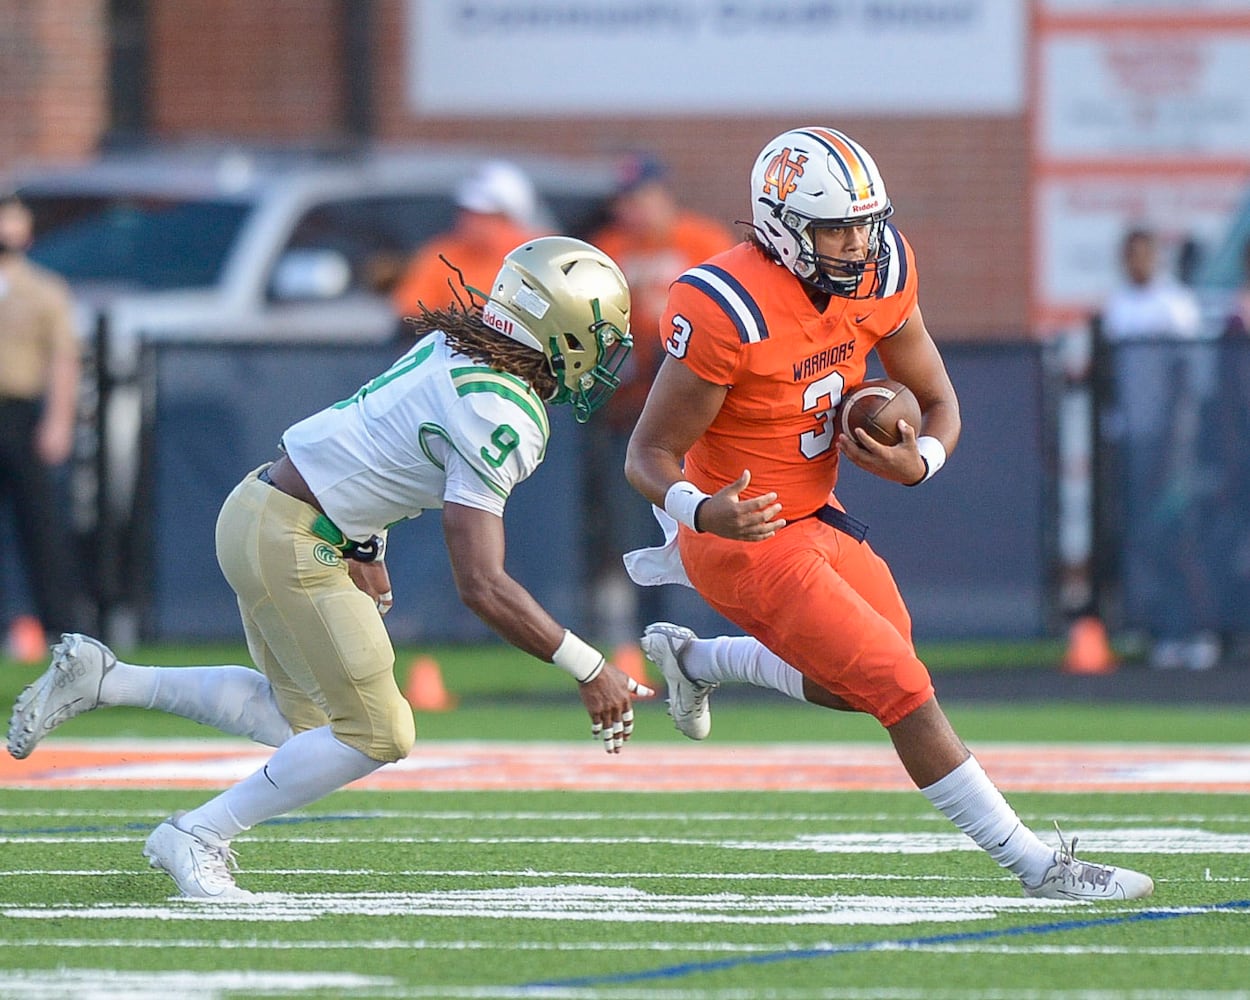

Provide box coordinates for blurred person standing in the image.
[392,160,544,318]
[1221,238,1250,337]
[1215,238,1250,650]
[0,193,86,660]
[584,154,734,647]
[1098,227,1219,670]
[1101,228,1202,342]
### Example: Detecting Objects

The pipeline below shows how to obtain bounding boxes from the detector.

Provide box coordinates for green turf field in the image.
[1,642,1247,999]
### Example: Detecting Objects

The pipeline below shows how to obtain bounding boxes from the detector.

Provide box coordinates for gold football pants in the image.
[214,467,415,763]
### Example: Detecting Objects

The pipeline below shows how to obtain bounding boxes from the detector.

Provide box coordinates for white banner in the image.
[1032,173,1248,326]
[407,0,1025,115]
[1039,0,1250,14]
[1038,30,1250,159]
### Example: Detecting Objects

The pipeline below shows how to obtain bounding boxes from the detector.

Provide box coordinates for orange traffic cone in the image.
[6,615,47,665]
[404,655,457,711]
[613,641,657,698]
[1063,615,1118,675]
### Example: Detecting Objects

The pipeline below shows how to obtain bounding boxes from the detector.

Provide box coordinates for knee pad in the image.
[332,693,415,764]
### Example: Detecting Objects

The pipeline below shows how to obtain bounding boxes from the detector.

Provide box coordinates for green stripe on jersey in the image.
[450,366,549,440]
[418,423,509,499]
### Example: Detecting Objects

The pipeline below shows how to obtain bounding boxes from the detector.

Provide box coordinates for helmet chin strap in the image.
[824,271,861,297]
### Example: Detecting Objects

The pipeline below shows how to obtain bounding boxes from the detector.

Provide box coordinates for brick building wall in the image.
[0,0,1031,339]
[148,0,347,143]
[0,0,108,168]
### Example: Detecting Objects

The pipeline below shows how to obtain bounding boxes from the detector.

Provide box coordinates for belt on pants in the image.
[804,504,869,543]
[257,464,351,550]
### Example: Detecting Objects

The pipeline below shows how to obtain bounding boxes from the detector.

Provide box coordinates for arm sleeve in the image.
[443,448,508,516]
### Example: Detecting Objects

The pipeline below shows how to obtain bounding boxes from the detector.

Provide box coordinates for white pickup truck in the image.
[7,145,617,643]
[14,144,616,352]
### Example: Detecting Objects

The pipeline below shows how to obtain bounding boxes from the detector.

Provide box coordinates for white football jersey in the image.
[281,331,550,541]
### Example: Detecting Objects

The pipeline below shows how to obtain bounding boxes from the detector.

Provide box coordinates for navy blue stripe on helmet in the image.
[795,127,875,199]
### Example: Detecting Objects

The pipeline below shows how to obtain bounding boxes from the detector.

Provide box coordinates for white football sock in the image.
[176,725,383,844]
[101,660,293,747]
[682,635,807,702]
[921,756,1057,885]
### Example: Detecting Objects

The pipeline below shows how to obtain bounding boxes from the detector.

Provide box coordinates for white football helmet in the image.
[750,126,894,298]
[482,236,632,422]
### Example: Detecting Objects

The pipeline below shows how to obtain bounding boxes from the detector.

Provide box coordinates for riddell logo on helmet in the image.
[482,304,514,336]
[851,199,880,213]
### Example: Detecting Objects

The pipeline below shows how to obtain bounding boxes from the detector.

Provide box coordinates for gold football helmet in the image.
[482,236,632,422]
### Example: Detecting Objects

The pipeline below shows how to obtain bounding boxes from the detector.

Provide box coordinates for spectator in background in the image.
[1215,239,1250,650]
[392,160,543,318]
[1222,238,1250,338]
[1099,227,1220,671]
[0,193,87,661]
[1101,228,1202,342]
[584,154,735,649]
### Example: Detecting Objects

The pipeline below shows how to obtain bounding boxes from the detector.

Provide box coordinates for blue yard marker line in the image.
[0,822,155,836]
[525,899,1250,990]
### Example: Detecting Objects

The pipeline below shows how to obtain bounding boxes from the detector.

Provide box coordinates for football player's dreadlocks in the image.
[405,302,559,401]
[400,257,559,400]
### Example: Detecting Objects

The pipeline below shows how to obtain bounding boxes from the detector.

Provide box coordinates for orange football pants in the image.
[678,510,934,727]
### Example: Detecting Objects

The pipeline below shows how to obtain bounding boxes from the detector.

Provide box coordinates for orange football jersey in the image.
[662,230,918,519]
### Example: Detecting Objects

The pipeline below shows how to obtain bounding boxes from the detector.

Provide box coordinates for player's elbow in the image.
[453,568,508,617]
[936,397,962,451]
[623,447,646,498]
[624,435,668,505]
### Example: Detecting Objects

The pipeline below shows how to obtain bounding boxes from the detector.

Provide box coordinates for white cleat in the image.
[143,813,257,901]
[641,622,717,741]
[1023,824,1154,901]
[7,633,116,760]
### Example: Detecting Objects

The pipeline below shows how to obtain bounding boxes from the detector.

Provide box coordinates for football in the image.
[838,378,922,447]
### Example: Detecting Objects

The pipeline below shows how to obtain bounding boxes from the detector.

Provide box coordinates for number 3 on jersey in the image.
[666,314,693,359]
[800,371,846,459]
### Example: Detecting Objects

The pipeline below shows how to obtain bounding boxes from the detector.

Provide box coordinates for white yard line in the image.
[5,828,1250,853]
[3,867,1247,886]
[3,806,1250,824]
[3,937,1250,957]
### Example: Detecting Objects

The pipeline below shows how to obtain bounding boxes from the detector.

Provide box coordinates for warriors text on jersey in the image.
[662,230,917,519]
[281,331,549,541]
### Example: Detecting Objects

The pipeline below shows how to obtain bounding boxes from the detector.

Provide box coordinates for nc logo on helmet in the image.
[762,149,807,201]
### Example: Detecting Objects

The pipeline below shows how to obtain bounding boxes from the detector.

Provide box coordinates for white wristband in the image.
[551,629,605,684]
[910,435,947,485]
[664,480,711,531]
